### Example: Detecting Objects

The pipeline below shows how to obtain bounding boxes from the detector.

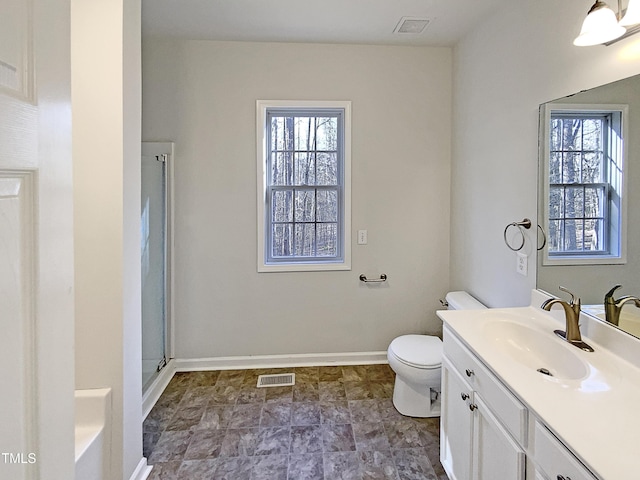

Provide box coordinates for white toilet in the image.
[387,291,486,417]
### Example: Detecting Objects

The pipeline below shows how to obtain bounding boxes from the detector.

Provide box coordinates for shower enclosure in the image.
[141,142,173,393]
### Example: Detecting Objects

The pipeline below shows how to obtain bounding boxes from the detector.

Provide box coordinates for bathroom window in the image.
[541,104,627,265]
[256,100,351,272]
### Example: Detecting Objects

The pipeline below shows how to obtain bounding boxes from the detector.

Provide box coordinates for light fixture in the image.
[574,0,640,46]
[620,0,640,25]
[574,1,626,46]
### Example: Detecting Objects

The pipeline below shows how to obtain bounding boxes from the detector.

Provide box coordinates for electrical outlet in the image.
[357,230,368,245]
[516,252,528,276]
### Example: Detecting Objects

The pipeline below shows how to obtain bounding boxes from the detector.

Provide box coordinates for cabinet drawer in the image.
[443,326,527,444]
[533,421,598,480]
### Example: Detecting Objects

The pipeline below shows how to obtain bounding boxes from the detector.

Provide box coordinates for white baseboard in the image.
[129,458,153,480]
[142,359,177,420]
[173,351,388,372]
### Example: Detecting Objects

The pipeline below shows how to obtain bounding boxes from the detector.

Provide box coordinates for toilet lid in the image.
[389,335,442,369]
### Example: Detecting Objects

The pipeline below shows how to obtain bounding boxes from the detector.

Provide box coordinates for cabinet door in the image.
[472,395,526,480]
[441,361,473,480]
[533,421,598,480]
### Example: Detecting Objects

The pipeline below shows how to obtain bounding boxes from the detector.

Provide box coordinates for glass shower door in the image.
[141,152,167,392]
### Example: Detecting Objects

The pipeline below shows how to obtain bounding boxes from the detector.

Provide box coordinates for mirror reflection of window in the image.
[541,104,627,265]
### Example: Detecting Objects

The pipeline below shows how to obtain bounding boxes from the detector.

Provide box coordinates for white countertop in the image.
[438,301,640,480]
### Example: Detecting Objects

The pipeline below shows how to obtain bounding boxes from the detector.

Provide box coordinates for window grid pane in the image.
[317,223,338,256]
[548,113,610,255]
[270,186,339,259]
[265,108,342,263]
[272,190,293,222]
[268,115,339,188]
[548,183,608,253]
[295,189,316,222]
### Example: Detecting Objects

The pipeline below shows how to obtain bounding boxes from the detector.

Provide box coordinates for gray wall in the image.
[143,40,452,359]
[451,0,640,307]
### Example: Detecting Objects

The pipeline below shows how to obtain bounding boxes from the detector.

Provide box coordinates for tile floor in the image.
[144,365,449,480]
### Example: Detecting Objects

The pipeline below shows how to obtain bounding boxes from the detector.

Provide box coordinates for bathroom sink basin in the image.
[615,311,640,337]
[483,320,589,381]
[594,310,640,338]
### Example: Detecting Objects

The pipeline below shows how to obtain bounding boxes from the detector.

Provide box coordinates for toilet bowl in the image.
[387,291,486,418]
[387,335,442,417]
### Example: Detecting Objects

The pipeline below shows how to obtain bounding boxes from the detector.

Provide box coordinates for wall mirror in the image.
[537,73,640,338]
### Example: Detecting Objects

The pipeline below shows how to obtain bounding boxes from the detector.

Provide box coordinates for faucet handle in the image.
[605,284,623,301]
[558,286,579,306]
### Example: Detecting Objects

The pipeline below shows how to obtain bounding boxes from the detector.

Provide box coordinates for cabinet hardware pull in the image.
[469,404,478,411]
[460,393,469,401]
[465,369,474,377]
[557,476,571,480]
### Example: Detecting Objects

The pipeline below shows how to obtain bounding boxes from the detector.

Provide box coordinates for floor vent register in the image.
[256,373,296,388]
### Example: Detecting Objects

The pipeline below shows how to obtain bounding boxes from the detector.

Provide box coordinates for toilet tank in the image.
[446,291,486,310]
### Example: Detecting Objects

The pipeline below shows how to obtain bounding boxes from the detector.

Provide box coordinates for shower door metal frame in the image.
[141,141,175,388]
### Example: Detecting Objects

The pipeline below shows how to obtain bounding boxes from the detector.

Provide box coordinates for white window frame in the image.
[540,103,628,266]
[256,100,352,272]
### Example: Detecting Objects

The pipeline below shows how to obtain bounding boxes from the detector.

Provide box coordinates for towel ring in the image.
[504,218,531,252]
[537,224,547,251]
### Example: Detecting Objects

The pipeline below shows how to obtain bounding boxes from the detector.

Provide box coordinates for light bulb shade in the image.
[620,0,640,26]
[574,1,626,46]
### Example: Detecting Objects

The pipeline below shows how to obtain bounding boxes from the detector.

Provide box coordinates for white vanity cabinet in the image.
[441,324,599,480]
[441,327,526,480]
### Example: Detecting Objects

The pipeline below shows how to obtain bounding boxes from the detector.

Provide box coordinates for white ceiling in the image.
[142,0,505,47]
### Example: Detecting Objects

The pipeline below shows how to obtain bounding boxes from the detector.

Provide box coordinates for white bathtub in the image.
[75,388,111,480]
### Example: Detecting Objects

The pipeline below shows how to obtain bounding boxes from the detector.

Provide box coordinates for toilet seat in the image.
[388,334,442,369]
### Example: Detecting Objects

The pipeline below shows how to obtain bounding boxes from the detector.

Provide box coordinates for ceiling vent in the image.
[394,17,431,35]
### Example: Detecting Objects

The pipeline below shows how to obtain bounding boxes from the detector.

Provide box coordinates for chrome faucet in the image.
[541,286,594,352]
[604,285,640,326]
